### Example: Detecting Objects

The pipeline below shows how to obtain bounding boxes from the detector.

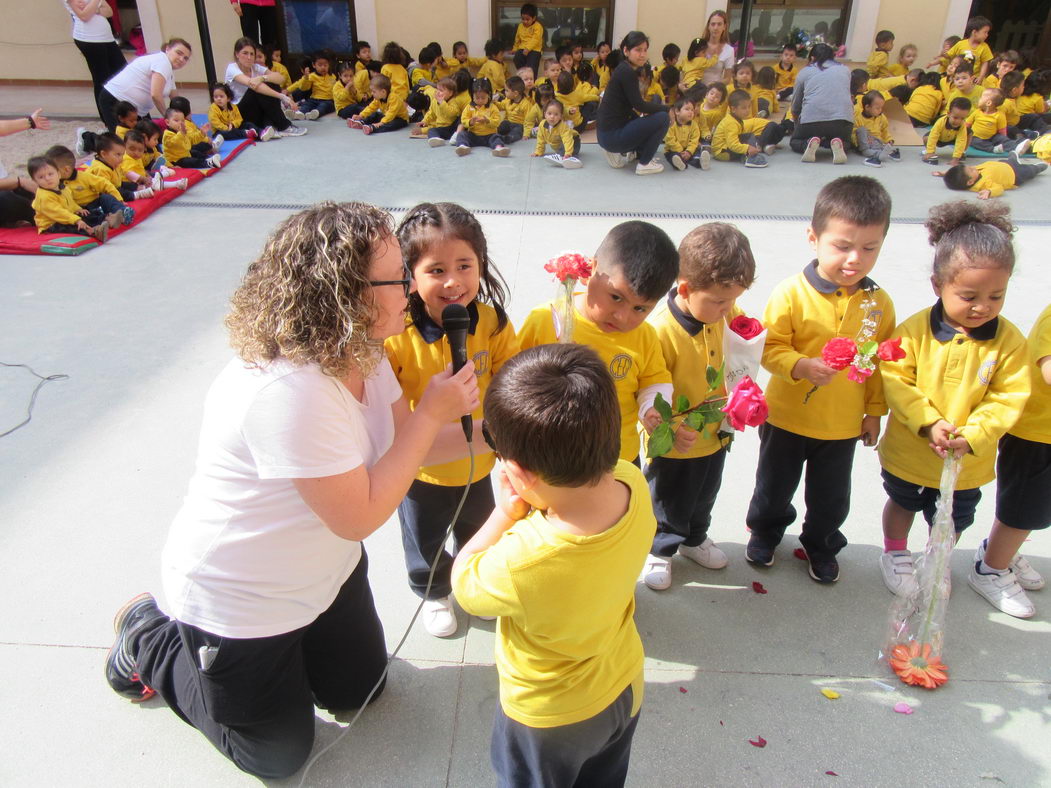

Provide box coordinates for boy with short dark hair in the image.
[27,155,109,242]
[937,154,1047,199]
[478,38,508,95]
[922,97,972,165]
[642,222,757,590]
[451,343,656,787]
[745,176,896,582]
[711,89,782,168]
[517,220,679,465]
[46,145,135,226]
[512,3,544,79]
[868,30,896,78]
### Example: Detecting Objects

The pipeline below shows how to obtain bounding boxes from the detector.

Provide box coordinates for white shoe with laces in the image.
[560,156,583,169]
[678,538,728,569]
[260,126,276,141]
[642,555,671,590]
[422,597,458,637]
[635,159,664,175]
[604,150,626,168]
[880,551,918,597]
[975,539,1044,590]
[968,564,1035,618]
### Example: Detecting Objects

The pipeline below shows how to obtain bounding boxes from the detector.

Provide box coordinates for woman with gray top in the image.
[789,43,854,164]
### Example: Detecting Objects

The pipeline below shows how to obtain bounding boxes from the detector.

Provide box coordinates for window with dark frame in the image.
[493,1,614,53]
[728,0,854,54]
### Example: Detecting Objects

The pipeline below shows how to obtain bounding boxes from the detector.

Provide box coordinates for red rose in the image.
[821,337,857,371]
[877,337,905,362]
[721,376,768,431]
[729,315,764,340]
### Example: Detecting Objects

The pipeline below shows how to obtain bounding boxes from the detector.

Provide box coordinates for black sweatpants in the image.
[789,119,854,153]
[134,552,388,779]
[1006,157,1048,186]
[647,451,727,556]
[491,683,639,788]
[513,49,541,78]
[238,4,277,48]
[745,422,857,560]
[236,86,292,132]
[0,188,34,226]
[74,39,128,123]
[397,476,495,599]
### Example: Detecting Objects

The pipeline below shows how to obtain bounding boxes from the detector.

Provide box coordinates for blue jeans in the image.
[298,97,335,117]
[597,112,670,165]
[84,193,125,215]
[455,130,506,149]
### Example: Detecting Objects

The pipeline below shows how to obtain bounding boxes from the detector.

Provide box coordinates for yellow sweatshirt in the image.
[332,79,356,113]
[461,103,500,136]
[534,120,578,156]
[774,61,797,91]
[1015,93,1049,115]
[497,95,534,126]
[64,168,122,207]
[664,119,700,154]
[925,114,969,160]
[879,303,1030,488]
[867,49,891,78]
[384,302,518,485]
[381,63,410,100]
[522,102,543,138]
[711,115,769,160]
[513,21,544,53]
[87,158,121,188]
[361,93,410,125]
[556,83,599,123]
[904,85,944,125]
[854,106,891,144]
[968,108,1007,139]
[423,96,461,128]
[946,40,994,73]
[1010,304,1051,444]
[969,161,1023,197]
[119,153,148,180]
[289,71,336,100]
[681,54,718,87]
[477,59,507,94]
[32,186,82,232]
[207,103,243,132]
[162,128,193,163]
[761,262,896,440]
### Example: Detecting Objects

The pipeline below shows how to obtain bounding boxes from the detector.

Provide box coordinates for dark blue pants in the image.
[498,121,524,143]
[397,476,495,599]
[427,122,458,140]
[491,683,639,788]
[745,423,857,560]
[84,193,125,215]
[598,112,670,165]
[217,123,260,140]
[513,49,541,78]
[455,130,506,149]
[133,552,387,779]
[647,451,727,557]
[298,97,335,116]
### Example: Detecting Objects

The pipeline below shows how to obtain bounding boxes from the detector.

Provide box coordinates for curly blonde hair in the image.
[226,201,394,378]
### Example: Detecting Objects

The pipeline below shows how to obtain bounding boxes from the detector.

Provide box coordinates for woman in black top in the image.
[596,31,669,175]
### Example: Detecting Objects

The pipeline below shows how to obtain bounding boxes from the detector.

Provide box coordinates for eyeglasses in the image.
[368,262,413,299]
[481,420,500,458]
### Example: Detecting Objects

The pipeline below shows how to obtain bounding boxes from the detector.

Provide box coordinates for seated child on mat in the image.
[854,90,900,167]
[454,77,510,157]
[664,97,709,171]
[87,132,152,201]
[45,145,134,227]
[208,83,270,141]
[451,342,656,788]
[28,155,110,242]
[162,108,222,169]
[123,130,187,191]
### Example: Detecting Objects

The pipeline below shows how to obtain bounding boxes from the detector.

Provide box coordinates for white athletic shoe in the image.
[212,134,224,149]
[428,137,447,147]
[880,551,919,597]
[422,597,458,637]
[830,138,847,164]
[304,109,320,121]
[260,126,276,142]
[635,159,664,175]
[561,156,583,169]
[968,565,1035,618]
[642,555,671,590]
[604,150,626,168]
[975,539,1045,590]
[699,149,711,170]
[801,136,820,163]
[277,125,307,137]
[678,538,728,569]
[492,145,510,157]
[206,154,221,169]
[543,153,563,165]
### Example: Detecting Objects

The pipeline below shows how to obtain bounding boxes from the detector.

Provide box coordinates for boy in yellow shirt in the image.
[477,39,508,95]
[163,108,222,169]
[968,88,1027,153]
[511,2,544,78]
[945,15,994,83]
[746,176,896,582]
[922,97,972,165]
[495,75,533,144]
[517,220,678,464]
[422,77,462,145]
[555,70,598,129]
[867,30,895,78]
[641,222,757,590]
[451,343,655,786]
[27,155,109,241]
[854,90,900,168]
[712,89,782,168]
[937,151,1046,198]
[774,44,799,99]
[45,145,135,226]
[286,53,336,119]
[663,97,709,171]
[348,74,410,134]
[86,132,154,201]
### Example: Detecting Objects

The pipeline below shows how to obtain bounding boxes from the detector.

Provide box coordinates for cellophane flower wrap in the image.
[881,454,959,690]
[544,252,593,343]
[721,315,767,433]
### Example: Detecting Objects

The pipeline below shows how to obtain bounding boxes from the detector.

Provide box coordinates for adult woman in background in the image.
[225,37,305,137]
[231,0,277,49]
[597,31,670,175]
[65,0,127,123]
[98,37,191,131]
[104,202,479,779]
[0,110,50,227]
[789,43,854,164]
[699,10,735,84]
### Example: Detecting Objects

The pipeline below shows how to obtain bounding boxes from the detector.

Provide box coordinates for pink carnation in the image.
[544,252,594,283]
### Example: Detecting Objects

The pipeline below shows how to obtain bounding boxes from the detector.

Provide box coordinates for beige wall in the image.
[636,0,709,63]
[374,0,469,57]
[0,3,91,81]
[875,0,952,69]
[155,0,245,85]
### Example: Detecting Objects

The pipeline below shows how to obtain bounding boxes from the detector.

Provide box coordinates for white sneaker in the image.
[678,538,728,569]
[992,143,1005,154]
[1012,138,1032,159]
[561,156,583,169]
[975,539,1044,590]
[763,143,777,156]
[206,154,221,168]
[880,551,918,597]
[74,126,88,158]
[260,125,276,142]
[293,110,306,120]
[604,150,626,168]
[642,555,671,590]
[305,109,320,121]
[132,187,154,200]
[670,153,687,170]
[968,565,1035,618]
[624,151,637,163]
[801,136,820,163]
[831,138,847,164]
[283,107,295,120]
[635,159,664,175]
[699,149,711,170]
[428,137,447,147]
[278,125,307,137]
[212,134,224,149]
[492,145,510,157]
[456,145,471,156]
[151,172,163,191]
[544,153,563,164]
[422,597,458,637]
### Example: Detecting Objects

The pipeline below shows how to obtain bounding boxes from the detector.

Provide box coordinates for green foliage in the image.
[645,363,727,459]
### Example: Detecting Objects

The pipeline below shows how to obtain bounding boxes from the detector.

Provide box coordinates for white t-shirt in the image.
[701,42,735,85]
[64,0,116,43]
[162,357,402,639]
[103,51,174,114]
[225,62,268,104]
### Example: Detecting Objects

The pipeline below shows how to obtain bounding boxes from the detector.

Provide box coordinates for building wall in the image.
[373,0,468,57]
[875,0,953,70]
[0,4,91,82]
[636,0,710,64]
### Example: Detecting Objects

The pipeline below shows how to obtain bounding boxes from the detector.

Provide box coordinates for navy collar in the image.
[803,260,877,295]
[666,289,706,336]
[416,300,480,344]
[929,299,998,342]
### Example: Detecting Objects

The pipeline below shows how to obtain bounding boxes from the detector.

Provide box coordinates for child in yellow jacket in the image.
[477,39,508,95]
[422,78,462,145]
[854,91,900,167]
[163,108,222,169]
[27,155,109,241]
[664,97,709,171]
[208,83,271,141]
[45,145,135,227]
[453,77,510,157]
[555,70,598,130]
[867,30,896,78]
[922,97,972,164]
[711,90,783,168]
[877,201,1029,598]
[937,156,1047,198]
[287,53,337,119]
[348,74,410,134]
[531,99,581,168]
[495,75,533,144]
[511,3,544,78]
[968,88,1028,153]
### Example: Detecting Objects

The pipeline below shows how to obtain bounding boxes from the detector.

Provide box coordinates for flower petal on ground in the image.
[752,581,768,594]
[748,736,767,748]
[893,702,914,714]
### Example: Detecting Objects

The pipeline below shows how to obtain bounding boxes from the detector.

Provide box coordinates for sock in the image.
[978,559,1007,576]
[884,538,908,553]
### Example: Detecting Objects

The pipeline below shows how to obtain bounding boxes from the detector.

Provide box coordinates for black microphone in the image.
[441,303,473,442]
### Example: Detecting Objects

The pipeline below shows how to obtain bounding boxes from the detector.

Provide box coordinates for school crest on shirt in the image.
[978,357,997,385]
[609,353,632,380]
[472,350,490,376]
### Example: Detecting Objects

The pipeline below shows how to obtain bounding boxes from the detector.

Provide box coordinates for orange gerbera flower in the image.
[889,642,949,689]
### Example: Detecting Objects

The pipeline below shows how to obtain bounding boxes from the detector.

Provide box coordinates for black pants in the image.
[361,112,408,133]
[455,130,506,149]
[789,119,854,153]
[397,477,495,599]
[647,452,727,556]
[724,124,785,160]
[513,50,541,78]
[598,112,670,166]
[745,423,857,560]
[236,85,292,131]
[74,39,128,123]
[1007,158,1048,185]
[1018,112,1051,134]
[238,4,277,48]
[665,151,704,168]
[498,121,524,143]
[217,123,259,140]
[0,188,34,226]
[427,122,458,140]
[491,683,639,788]
[134,551,387,779]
